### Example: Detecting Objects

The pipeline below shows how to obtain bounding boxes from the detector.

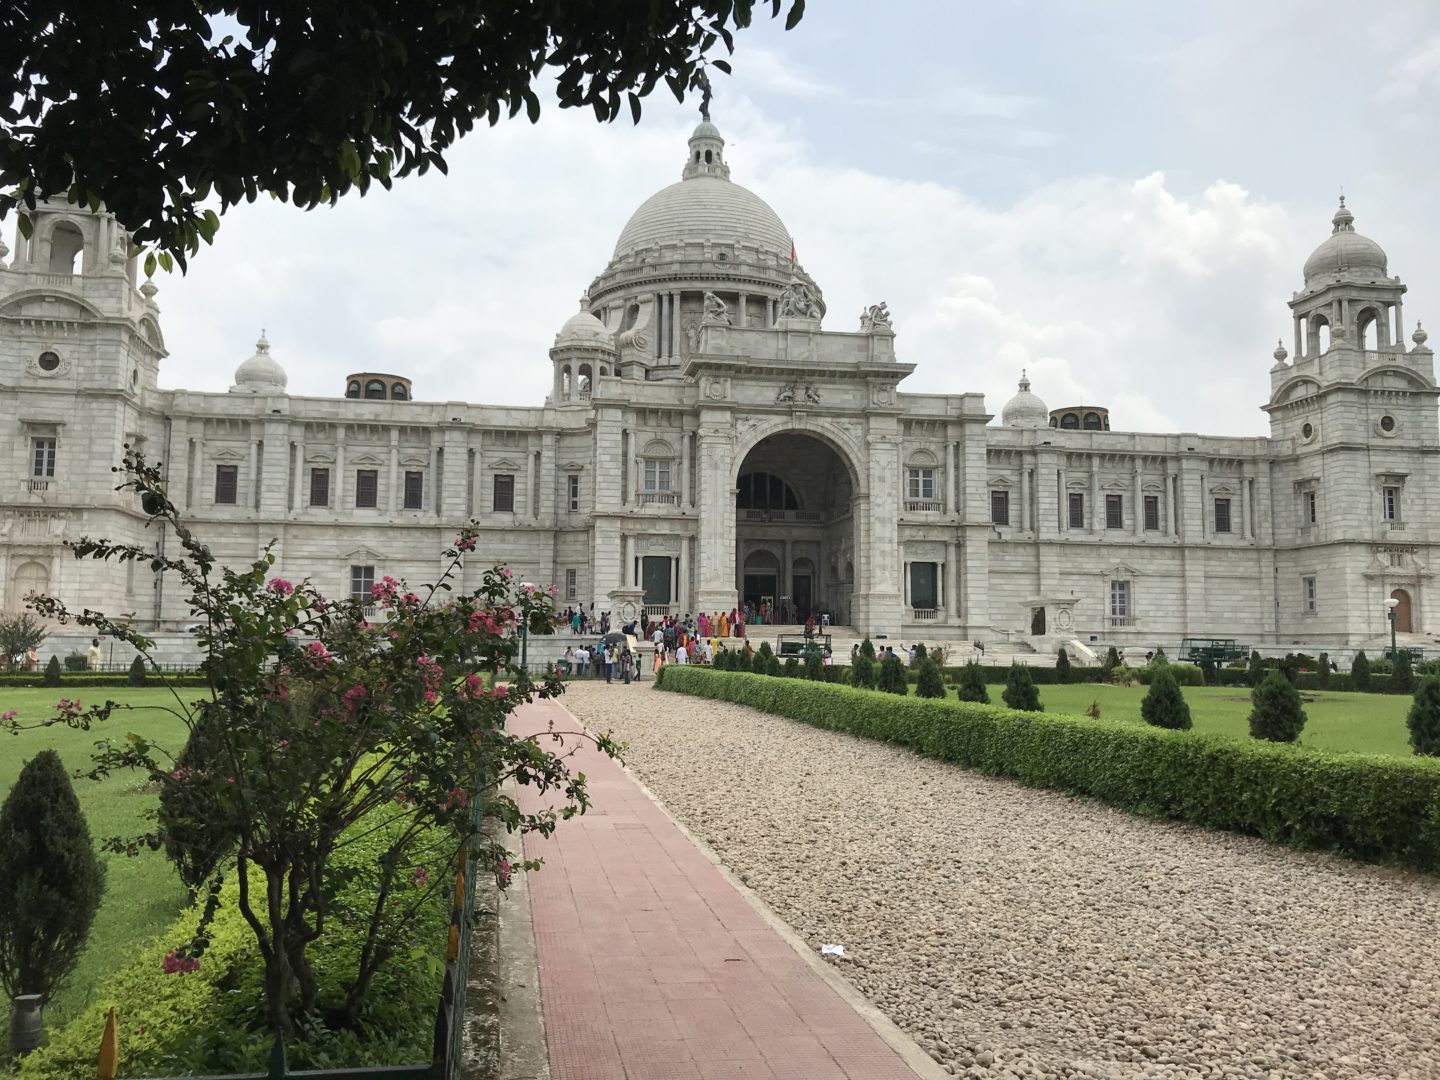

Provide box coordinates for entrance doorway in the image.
[742,550,780,610]
[1391,588,1414,633]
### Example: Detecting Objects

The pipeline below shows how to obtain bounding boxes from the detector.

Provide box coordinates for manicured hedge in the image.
[0,673,209,688]
[655,666,1440,871]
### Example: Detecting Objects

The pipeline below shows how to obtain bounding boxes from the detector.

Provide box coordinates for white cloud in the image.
[1377,34,1440,99]
[730,45,836,100]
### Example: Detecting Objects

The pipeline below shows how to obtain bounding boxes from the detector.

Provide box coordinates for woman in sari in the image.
[719,611,729,637]
[697,611,710,638]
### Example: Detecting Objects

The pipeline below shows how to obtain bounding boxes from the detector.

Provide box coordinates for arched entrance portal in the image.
[1391,588,1414,634]
[734,432,856,625]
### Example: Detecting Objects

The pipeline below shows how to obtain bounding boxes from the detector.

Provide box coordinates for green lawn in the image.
[994,683,1413,757]
[0,686,203,1025]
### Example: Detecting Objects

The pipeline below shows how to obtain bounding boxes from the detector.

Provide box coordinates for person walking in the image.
[86,637,103,671]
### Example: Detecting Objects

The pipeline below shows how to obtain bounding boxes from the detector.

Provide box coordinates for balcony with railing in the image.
[740,509,824,523]
[25,479,51,495]
[904,500,942,513]
[643,604,673,619]
[911,608,939,621]
[637,491,679,507]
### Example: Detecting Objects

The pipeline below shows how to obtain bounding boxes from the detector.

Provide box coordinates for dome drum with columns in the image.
[4,117,1439,655]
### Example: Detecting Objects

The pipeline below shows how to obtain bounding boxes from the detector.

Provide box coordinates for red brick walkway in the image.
[511,698,931,1080]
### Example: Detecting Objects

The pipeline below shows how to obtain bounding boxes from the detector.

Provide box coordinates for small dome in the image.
[691,120,723,142]
[1000,372,1049,428]
[1303,199,1388,286]
[554,300,616,352]
[231,332,288,394]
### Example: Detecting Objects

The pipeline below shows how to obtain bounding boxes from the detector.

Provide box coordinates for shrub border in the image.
[655,666,1440,871]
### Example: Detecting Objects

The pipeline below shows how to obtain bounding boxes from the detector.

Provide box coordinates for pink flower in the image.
[399,591,420,605]
[412,866,430,887]
[548,584,560,596]
[520,583,535,595]
[455,536,477,552]
[266,578,294,597]
[162,949,200,975]
[501,568,512,579]
[304,641,332,665]
[370,576,399,603]
[496,858,511,888]
[462,673,486,700]
[0,709,15,723]
[341,686,367,714]
[54,698,84,720]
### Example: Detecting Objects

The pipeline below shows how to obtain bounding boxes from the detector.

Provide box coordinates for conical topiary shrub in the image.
[1002,664,1042,712]
[1249,667,1307,743]
[1140,664,1192,730]
[1392,648,1415,694]
[915,656,945,699]
[158,707,238,898]
[1351,650,1371,691]
[851,649,875,690]
[755,641,776,673]
[1408,676,1440,756]
[1055,648,1072,683]
[805,650,824,681]
[956,661,990,703]
[878,653,907,695]
[128,654,148,687]
[1101,646,1120,675]
[43,654,61,687]
[0,750,105,1006]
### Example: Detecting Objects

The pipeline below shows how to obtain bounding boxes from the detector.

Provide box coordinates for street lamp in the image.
[1384,596,1400,662]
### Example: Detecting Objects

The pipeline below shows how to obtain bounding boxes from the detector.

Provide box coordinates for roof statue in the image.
[702,290,731,325]
[778,277,820,320]
[695,69,713,123]
[860,302,892,333]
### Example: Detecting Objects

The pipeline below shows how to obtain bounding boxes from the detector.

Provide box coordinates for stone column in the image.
[1020,465,1031,532]
[677,537,688,615]
[658,294,668,361]
[1294,316,1304,359]
[1166,471,1177,536]
[388,430,400,512]
[737,292,748,328]
[335,435,346,511]
[695,409,738,614]
[680,430,692,508]
[1057,463,1068,532]
[1132,466,1143,537]
[671,292,682,359]
[1090,457,1101,535]
[854,427,902,635]
[767,297,775,326]
[941,442,951,515]
[625,534,637,587]
[291,437,305,511]
[946,539,959,617]
[429,444,441,514]
[902,560,910,608]
[1396,301,1405,346]
[960,525,990,632]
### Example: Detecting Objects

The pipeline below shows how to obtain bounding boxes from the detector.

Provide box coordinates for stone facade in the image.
[2,128,1436,651]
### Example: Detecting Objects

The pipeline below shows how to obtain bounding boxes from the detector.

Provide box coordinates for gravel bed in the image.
[559,682,1440,1080]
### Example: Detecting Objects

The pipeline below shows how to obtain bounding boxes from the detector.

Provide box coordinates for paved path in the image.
[511,697,934,1080]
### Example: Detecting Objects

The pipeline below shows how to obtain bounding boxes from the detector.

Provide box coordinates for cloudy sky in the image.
[153,0,1440,436]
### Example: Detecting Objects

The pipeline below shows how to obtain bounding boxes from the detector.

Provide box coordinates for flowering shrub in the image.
[5,448,617,1038]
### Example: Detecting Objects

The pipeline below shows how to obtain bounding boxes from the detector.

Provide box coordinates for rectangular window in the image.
[906,468,936,500]
[214,464,238,505]
[493,473,515,512]
[990,489,1010,526]
[1110,579,1130,619]
[30,438,56,478]
[1143,494,1160,531]
[403,470,424,510]
[1105,493,1123,529]
[1304,490,1317,525]
[1068,492,1085,529]
[1382,485,1400,522]
[909,562,939,610]
[308,468,330,507]
[355,469,379,508]
[567,474,580,512]
[1302,575,1317,613]
[565,568,578,601]
[350,565,375,602]
[1214,497,1232,534]
[643,459,672,491]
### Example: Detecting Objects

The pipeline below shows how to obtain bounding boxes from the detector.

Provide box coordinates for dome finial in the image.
[695,68,713,124]
[1332,194,1355,233]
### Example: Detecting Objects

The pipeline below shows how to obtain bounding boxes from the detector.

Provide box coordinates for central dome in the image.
[611,121,793,262]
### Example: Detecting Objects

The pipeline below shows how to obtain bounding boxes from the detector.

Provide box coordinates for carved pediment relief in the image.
[488,458,521,471]
[987,476,1013,489]
[211,447,246,462]
[350,453,384,467]
[343,546,387,562]
[1101,479,1129,491]
[0,292,103,322]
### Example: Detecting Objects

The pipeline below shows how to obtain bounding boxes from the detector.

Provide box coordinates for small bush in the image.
[1247,649,1264,687]
[956,662,989,703]
[878,653,907,695]
[63,651,88,672]
[0,751,105,1004]
[1101,646,1120,675]
[160,710,239,898]
[1393,648,1416,694]
[782,657,801,678]
[1140,665,1192,730]
[1002,665,1042,712]
[1086,699,1101,720]
[1318,652,1331,689]
[43,654,61,687]
[915,657,946,699]
[1055,648,1072,683]
[1199,656,1216,685]
[1249,668,1307,743]
[1409,677,1440,757]
[851,649,875,690]
[756,641,775,667]
[914,643,927,663]
[1137,663,1204,687]
[805,650,825,681]
[859,638,876,661]
[1352,650,1371,691]
[732,648,751,674]
[1151,647,1167,665]
[127,654,148,686]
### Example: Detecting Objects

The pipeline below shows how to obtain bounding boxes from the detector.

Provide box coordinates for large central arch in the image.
[732,429,859,625]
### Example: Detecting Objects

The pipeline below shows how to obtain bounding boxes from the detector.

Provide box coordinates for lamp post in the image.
[520,582,534,671]
[1384,596,1400,663]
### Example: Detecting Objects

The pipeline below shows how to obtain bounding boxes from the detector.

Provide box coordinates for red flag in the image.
[789,240,796,266]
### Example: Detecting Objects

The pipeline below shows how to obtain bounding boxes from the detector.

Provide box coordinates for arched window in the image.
[364,380,386,399]
[1358,308,1380,350]
[1311,314,1331,354]
[736,471,801,511]
[1049,416,1058,427]
[1060,413,1080,429]
[48,222,84,275]
[704,149,713,164]
[561,366,572,398]
[12,560,49,604]
[1083,412,1102,430]
[391,382,408,400]
[346,381,361,398]
[577,364,593,400]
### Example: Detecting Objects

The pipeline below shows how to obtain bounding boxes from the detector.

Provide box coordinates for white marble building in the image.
[2,117,1437,651]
